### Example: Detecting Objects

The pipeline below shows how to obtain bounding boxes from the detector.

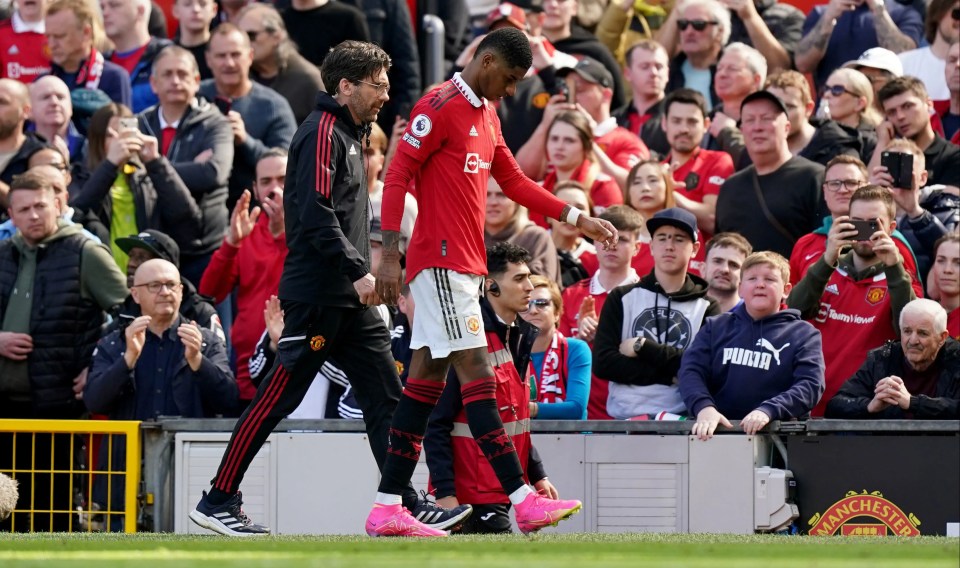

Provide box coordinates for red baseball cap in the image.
[486,3,527,31]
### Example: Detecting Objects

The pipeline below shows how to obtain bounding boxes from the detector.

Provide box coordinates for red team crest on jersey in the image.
[310,335,326,351]
[865,287,886,306]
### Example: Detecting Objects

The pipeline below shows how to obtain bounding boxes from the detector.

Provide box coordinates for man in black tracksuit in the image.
[189,40,469,537]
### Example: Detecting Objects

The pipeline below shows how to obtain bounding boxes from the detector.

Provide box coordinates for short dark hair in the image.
[475,27,532,71]
[486,242,532,277]
[600,205,644,233]
[877,76,928,106]
[705,232,753,259]
[663,88,708,119]
[624,38,667,68]
[10,170,55,195]
[257,147,288,166]
[824,154,868,180]
[850,184,896,221]
[321,40,392,96]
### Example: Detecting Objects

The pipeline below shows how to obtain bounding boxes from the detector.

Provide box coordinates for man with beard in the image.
[703,232,752,313]
[190,40,471,537]
[0,79,47,212]
[661,88,733,239]
[787,185,916,416]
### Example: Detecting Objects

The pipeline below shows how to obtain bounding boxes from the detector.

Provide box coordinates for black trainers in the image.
[189,491,270,537]
[411,491,473,531]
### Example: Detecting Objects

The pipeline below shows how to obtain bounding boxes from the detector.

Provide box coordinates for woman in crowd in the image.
[932,233,960,338]
[624,159,666,276]
[821,68,882,133]
[523,276,591,420]
[534,111,622,227]
[69,103,201,269]
[548,180,599,287]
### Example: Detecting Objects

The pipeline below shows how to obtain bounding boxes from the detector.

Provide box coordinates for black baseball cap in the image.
[557,57,614,89]
[646,208,699,243]
[115,230,181,267]
[511,0,544,12]
[740,90,789,117]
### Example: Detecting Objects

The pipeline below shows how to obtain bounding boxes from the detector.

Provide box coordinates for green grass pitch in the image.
[0,533,957,568]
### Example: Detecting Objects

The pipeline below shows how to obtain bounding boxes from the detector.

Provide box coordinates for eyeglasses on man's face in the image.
[356,80,390,95]
[132,281,183,294]
[823,179,863,192]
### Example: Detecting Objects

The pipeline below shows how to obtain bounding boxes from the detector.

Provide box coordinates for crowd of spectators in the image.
[0,0,957,526]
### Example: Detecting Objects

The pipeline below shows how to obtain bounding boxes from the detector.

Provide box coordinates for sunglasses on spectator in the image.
[132,281,183,294]
[822,84,855,97]
[823,179,863,192]
[953,7,960,20]
[527,299,552,311]
[677,19,718,31]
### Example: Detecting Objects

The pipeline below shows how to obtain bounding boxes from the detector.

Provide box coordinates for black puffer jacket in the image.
[799,119,874,167]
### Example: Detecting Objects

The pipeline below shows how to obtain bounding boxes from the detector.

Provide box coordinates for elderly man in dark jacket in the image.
[826,299,959,419]
[85,258,235,530]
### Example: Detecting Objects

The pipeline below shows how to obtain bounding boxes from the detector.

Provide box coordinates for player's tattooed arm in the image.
[376,230,404,305]
[382,230,402,258]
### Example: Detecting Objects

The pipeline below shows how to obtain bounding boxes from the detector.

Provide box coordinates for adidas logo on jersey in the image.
[469,125,478,137]
[825,283,839,295]
[349,144,357,155]
[7,45,18,55]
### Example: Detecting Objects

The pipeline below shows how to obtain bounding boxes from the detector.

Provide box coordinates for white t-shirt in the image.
[899,47,949,100]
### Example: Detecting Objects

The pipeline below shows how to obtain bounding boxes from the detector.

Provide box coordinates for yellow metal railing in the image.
[0,419,141,533]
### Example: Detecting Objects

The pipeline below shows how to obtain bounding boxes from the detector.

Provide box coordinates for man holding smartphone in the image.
[868,137,955,288]
[787,185,917,416]
[872,76,960,190]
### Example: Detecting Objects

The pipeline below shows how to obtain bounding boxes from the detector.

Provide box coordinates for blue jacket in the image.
[84,317,237,419]
[679,303,825,421]
[108,37,172,113]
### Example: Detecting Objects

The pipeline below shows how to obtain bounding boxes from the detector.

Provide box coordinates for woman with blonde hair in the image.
[533,111,622,227]
[523,276,591,420]
[822,68,883,131]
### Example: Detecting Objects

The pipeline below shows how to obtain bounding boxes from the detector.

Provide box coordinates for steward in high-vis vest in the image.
[425,243,563,534]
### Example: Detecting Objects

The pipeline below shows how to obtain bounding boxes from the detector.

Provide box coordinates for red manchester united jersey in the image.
[382,74,567,281]
[0,16,51,83]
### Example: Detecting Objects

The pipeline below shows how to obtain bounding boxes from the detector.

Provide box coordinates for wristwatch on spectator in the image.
[632,337,646,355]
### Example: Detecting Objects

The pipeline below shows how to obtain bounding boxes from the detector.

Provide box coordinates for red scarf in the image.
[536,331,569,404]
[75,48,104,89]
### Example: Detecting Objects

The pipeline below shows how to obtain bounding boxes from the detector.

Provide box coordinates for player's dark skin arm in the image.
[377,230,404,305]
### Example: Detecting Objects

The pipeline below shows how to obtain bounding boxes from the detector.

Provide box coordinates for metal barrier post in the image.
[422,14,446,87]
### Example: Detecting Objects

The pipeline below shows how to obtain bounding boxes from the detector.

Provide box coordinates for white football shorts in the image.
[409,268,487,358]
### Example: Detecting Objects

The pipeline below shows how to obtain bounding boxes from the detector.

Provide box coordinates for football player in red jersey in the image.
[367,27,616,537]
